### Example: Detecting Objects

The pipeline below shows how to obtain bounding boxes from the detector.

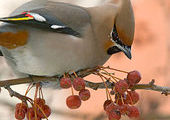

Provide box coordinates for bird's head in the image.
[107,0,135,59]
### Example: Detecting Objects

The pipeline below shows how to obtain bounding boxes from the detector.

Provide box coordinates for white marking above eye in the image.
[29,13,46,22]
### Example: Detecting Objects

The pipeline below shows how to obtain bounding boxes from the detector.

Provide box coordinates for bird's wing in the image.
[0,2,91,37]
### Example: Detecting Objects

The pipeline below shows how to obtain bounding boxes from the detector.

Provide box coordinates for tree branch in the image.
[0,67,170,96]
[0,67,98,87]
[4,86,28,102]
[132,79,170,95]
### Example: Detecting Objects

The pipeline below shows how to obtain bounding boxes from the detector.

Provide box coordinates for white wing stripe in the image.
[51,25,66,29]
[29,13,46,22]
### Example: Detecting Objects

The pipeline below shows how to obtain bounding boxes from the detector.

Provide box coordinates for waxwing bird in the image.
[0,0,135,77]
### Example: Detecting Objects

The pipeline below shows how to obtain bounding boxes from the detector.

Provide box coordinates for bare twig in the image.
[132,79,170,95]
[4,86,28,102]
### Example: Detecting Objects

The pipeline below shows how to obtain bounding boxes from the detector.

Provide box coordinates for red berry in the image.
[15,108,26,120]
[16,103,27,113]
[73,77,85,91]
[103,100,112,111]
[119,104,129,115]
[115,80,128,94]
[126,91,139,105]
[105,102,119,113]
[127,70,141,86]
[126,106,140,118]
[26,108,35,120]
[66,95,81,109]
[108,110,121,120]
[124,78,133,88]
[15,103,28,120]
[37,105,51,118]
[27,107,42,120]
[60,77,72,89]
[79,89,90,101]
[34,98,45,107]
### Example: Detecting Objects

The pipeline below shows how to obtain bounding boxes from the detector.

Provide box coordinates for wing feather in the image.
[0,11,81,37]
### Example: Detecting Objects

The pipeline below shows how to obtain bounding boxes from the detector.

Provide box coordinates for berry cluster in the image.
[103,70,141,120]
[59,69,142,120]
[14,67,142,120]
[15,84,51,120]
[60,74,91,109]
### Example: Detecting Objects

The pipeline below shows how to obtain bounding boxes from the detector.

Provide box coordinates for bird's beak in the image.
[107,44,132,59]
[116,44,132,59]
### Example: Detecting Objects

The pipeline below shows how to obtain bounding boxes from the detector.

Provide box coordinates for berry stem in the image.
[99,69,118,83]
[73,71,78,78]
[27,97,34,105]
[33,105,38,120]
[127,92,134,105]
[97,73,112,101]
[35,103,49,120]
[40,87,44,99]
[33,83,40,120]
[111,77,118,83]
[28,111,31,120]
[98,72,110,81]
[39,87,41,98]
[63,73,66,78]
[100,68,115,75]
[106,88,109,100]
[34,83,39,101]
[25,83,33,96]
[112,76,122,81]
[101,66,129,74]
[121,95,125,104]
[71,86,74,95]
